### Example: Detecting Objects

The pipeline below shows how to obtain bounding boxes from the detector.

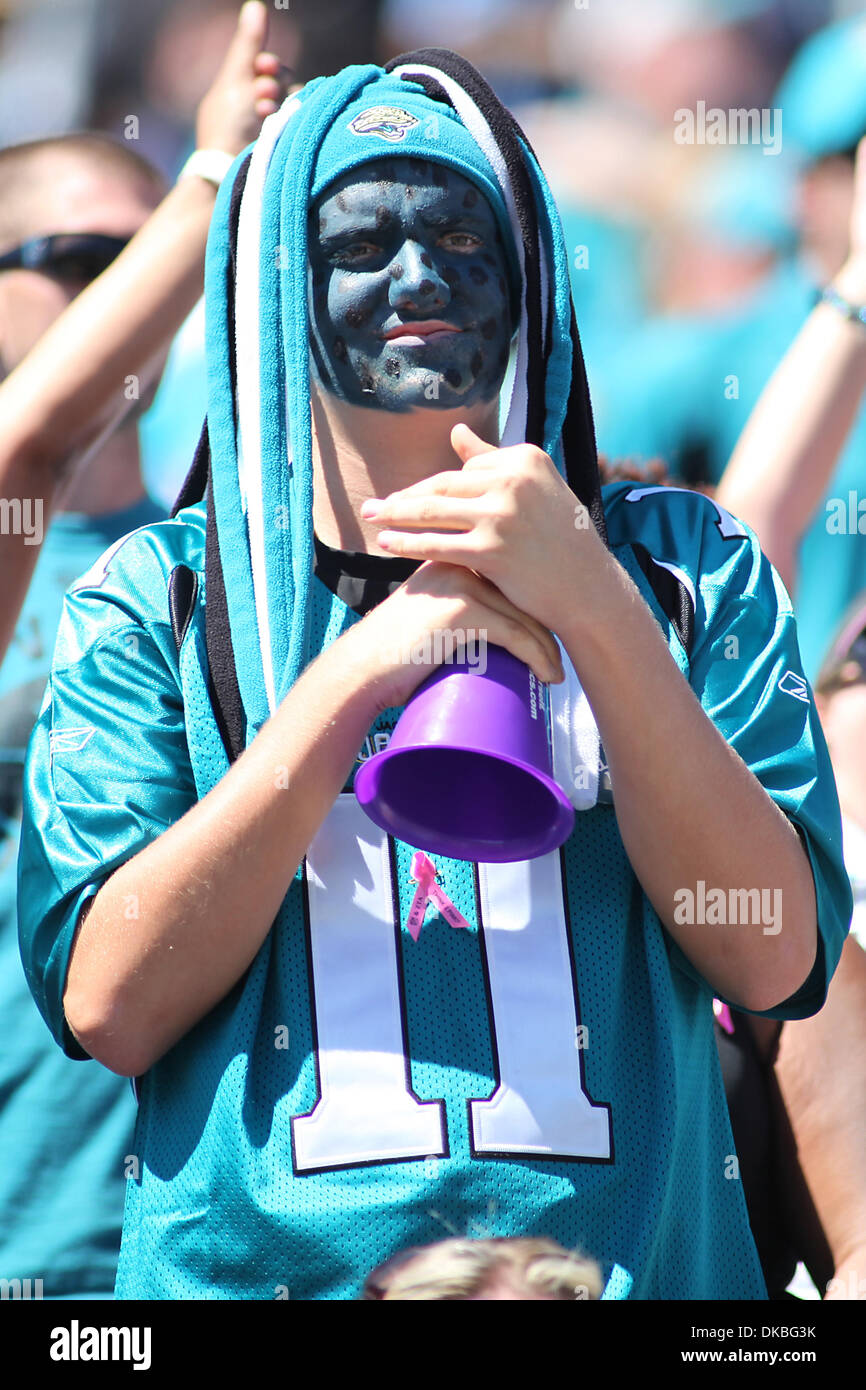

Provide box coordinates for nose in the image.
[388,239,450,314]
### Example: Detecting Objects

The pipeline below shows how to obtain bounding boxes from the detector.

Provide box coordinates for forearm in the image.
[0,176,218,661]
[64,630,379,1076]
[0,447,64,663]
[716,253,866,588]
[775,939,866,1294]
[559,552,817,1012]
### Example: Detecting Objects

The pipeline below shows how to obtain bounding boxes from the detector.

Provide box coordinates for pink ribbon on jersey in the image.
[406,851,472,942]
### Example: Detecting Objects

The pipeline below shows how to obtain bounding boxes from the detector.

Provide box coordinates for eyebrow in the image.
[316,223,384,247]
[418,210,490,229]
[314,209,491,249]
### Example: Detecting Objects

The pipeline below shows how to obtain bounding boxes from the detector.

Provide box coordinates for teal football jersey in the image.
[18,482,851,1300]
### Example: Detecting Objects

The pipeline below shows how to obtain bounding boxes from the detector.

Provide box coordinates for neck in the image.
[311,390,500,554]
[56,424,146,516]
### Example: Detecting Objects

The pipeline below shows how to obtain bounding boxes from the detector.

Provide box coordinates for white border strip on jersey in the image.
[624,485,748,539]
[647,556,696,612]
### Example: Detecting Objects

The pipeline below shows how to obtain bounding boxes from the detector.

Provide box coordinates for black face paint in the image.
[307,156,516,413]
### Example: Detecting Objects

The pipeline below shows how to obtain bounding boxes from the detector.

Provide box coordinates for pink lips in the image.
[381,320,461,346]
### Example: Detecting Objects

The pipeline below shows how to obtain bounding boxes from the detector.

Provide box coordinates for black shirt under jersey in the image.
[312,532,420,616]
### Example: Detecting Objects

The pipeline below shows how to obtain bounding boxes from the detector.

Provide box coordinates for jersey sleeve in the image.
[607,482,852,1019]
[671,495,851,1019]
[17,589,198,1060]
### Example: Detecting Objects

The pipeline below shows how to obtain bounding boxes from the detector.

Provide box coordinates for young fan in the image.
[19,51,851,1299]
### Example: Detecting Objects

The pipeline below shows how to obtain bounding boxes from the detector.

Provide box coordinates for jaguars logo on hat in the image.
[348,106,419,143]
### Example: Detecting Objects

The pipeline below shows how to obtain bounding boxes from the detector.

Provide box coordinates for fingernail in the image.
[360,500,380,518]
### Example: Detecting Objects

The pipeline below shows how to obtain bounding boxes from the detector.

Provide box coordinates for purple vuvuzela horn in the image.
[354,643,575,863]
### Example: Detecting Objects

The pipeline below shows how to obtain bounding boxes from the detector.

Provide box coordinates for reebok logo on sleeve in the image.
[49,727,95,755]
[778,671,809,703]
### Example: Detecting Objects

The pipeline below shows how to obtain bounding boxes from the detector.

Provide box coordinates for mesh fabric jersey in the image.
[18,481,851,1300]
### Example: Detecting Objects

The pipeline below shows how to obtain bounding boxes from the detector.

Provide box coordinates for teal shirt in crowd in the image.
[1,496,163,1297]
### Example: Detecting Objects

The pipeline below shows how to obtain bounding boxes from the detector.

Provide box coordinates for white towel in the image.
[550,636,604,810]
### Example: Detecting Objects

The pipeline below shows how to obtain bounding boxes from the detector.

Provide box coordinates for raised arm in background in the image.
[716,137,866,594]
[717,139,866,1294]
[0,1,288,662]
[774,935,866,1299]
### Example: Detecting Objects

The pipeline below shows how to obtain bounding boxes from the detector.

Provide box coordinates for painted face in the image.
[307,157,516,412]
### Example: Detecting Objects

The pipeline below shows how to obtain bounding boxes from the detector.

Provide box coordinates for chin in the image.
[364,367,506,415]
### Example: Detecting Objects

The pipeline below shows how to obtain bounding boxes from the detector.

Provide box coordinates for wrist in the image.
[827,256,866,317]
[295,624,385,729]
[176,149,236,193]
[332,619,398,721]
[555,544,634,662]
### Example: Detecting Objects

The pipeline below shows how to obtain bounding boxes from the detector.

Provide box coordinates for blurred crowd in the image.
[3,0,864,675]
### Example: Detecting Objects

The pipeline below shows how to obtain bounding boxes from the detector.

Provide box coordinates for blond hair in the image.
[365,1236,603,1301]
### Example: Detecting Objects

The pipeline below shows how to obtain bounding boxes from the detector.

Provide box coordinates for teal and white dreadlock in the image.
[174,49,606,785]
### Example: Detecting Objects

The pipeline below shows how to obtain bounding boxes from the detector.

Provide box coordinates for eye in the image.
[327,240,382,266]
[438,231,483,253]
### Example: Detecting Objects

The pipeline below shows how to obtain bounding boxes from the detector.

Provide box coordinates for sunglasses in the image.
[0,233,130,282]
[817,612,866,693]
[832,627,866,686]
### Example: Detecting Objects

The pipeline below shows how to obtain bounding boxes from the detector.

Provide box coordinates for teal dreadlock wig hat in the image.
[310,75,522,319]
[175,49,606,759]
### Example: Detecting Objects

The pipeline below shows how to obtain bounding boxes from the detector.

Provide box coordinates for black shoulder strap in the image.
[168,564,198,653]
[629,540,695,656]
[166,508,245,770]
[167,424,247,767]
[204,469,246,764]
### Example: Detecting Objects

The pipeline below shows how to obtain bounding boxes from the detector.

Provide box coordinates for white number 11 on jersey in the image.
[292,795,612,1172]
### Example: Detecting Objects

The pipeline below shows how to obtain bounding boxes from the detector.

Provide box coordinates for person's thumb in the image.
[451,422,498,465]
